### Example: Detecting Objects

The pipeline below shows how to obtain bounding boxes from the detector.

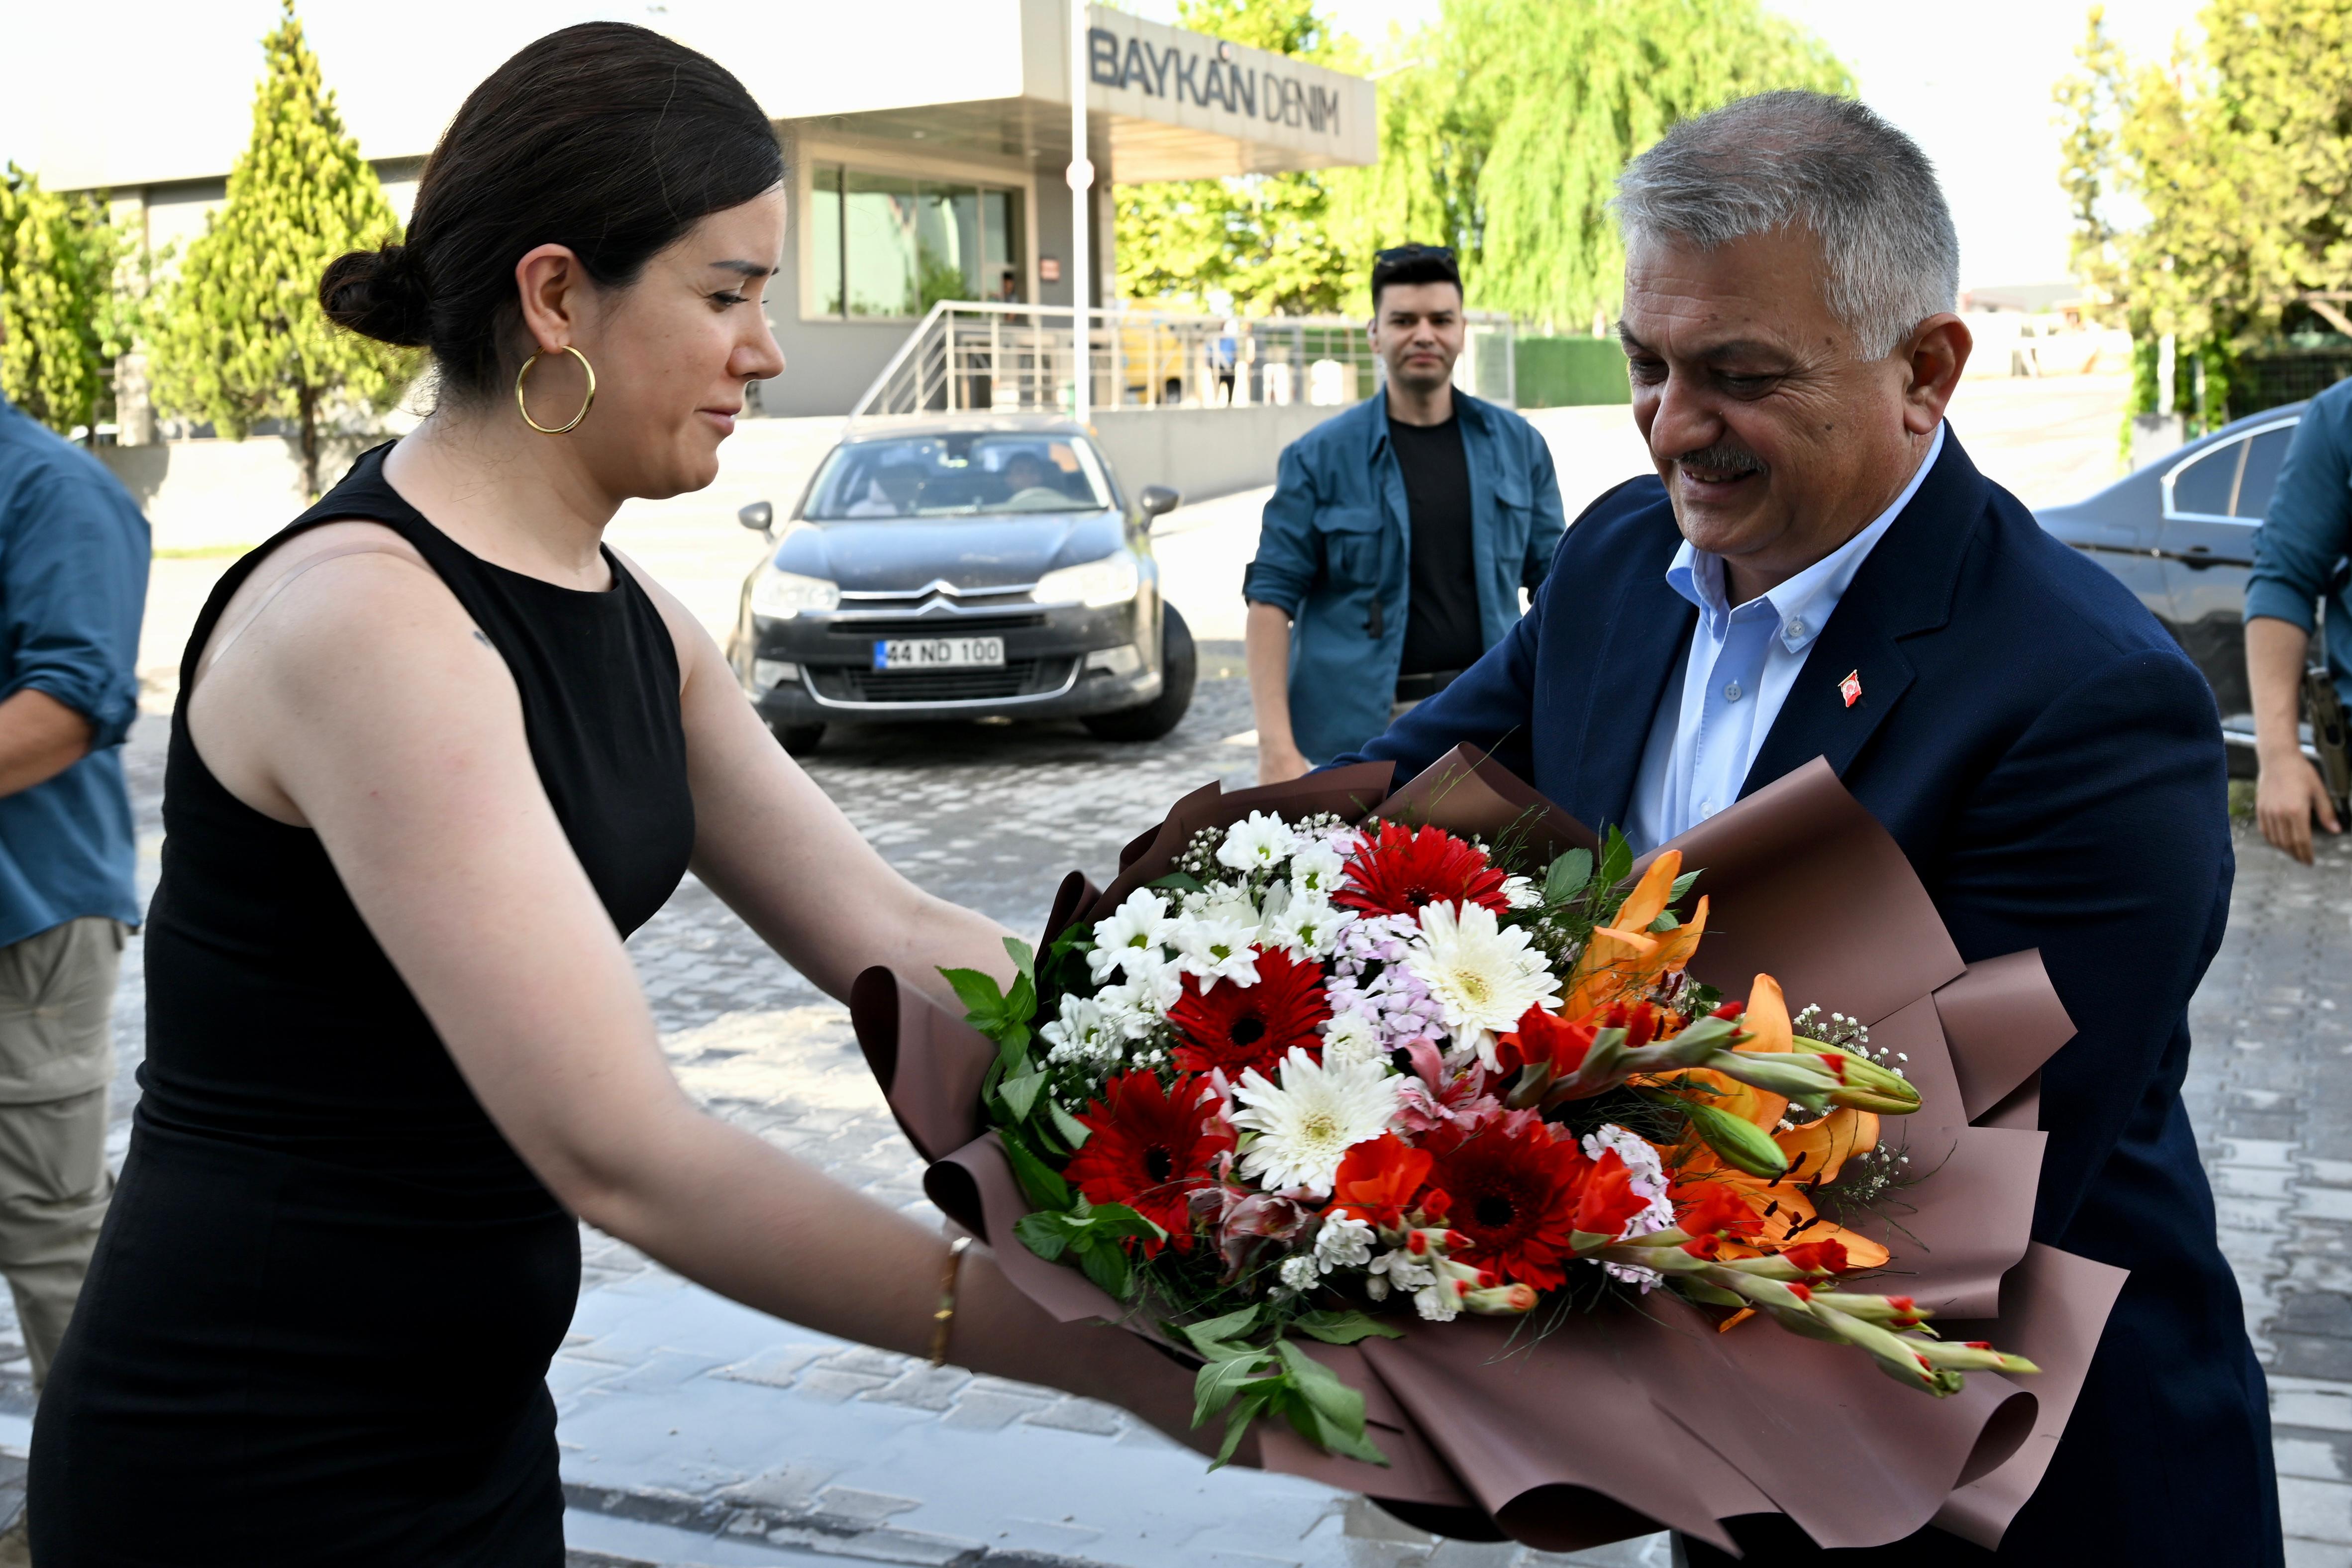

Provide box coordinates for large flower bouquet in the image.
[952,805,2031,1465]
[853,751,2122,1552]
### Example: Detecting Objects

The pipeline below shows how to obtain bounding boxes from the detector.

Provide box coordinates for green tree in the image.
[2058,0,2352,434]
[1115,0,1365,314]
[0,167,135,438]
[1350,0,1850,329]
[151,0,407,494]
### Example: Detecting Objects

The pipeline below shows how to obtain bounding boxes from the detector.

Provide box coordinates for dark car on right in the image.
[2035,402,2308,772]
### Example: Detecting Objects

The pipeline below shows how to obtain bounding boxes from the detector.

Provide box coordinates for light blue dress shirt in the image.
[1625,422,1944,852]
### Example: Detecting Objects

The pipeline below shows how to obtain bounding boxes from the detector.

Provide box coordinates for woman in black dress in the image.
[28,24,1202,1564]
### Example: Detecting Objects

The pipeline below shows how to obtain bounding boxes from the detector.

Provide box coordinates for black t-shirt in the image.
[1389,413,1483,676]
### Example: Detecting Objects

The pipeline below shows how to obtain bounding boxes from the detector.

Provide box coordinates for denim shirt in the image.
[1242,389,1566,763]
[2246,376,2352,705]
[0,393,149,950]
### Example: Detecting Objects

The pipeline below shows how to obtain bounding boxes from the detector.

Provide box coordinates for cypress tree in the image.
[151,0,407,494]
[0,166,131,439]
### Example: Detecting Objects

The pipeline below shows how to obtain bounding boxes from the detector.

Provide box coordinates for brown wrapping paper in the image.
[847,748,2125,1552]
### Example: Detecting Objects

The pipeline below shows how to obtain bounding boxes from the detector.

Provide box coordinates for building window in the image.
[809,164,1024,319]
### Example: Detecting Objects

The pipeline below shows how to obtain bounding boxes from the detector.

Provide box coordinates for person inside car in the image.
[997,451,1068,510]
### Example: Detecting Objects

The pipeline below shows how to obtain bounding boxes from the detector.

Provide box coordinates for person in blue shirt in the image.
[1241,245,1566,779]
[0,380,148,1396]
[2245,375,2352,862]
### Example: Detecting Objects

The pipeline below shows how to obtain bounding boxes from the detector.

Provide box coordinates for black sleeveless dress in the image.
[29,446,697,1565]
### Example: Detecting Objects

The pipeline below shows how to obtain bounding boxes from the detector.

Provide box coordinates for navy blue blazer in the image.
[1335,432,2278,1562]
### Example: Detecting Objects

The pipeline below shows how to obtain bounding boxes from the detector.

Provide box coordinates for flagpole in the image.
[1068,0,1094,425]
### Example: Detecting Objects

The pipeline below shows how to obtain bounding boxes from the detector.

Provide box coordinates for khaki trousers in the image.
[0,917,120,1388]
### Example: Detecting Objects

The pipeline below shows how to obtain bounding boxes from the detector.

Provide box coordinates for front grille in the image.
[808,657,1077,704]
[828,614,1048,638]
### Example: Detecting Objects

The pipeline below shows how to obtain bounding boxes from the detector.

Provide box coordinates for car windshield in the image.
[803,434,1114,520]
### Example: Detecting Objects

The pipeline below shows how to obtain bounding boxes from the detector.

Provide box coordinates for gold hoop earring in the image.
[515,345,596,435]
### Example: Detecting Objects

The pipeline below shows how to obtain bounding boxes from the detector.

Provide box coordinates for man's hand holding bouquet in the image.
[852,750,2124,1553]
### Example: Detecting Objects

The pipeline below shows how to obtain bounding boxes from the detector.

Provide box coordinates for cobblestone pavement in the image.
[41,676,2338,1567]
[43,381,2321,1564]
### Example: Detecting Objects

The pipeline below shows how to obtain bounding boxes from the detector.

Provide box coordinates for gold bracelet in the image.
[928,1235,972,1368]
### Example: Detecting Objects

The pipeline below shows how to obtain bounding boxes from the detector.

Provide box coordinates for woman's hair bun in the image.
[319,242,430,348]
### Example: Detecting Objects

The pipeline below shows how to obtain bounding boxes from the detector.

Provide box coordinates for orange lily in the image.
[1559,854,1707,1020]
[1653,1051,1891,1270]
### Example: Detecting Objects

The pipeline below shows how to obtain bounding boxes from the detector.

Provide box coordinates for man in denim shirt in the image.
[2246,376,2352,862]
[1242,246,1565,779]
[0,382,148,1394]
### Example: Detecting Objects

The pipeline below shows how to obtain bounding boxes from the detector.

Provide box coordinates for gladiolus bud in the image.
[1804,1039,1924,1115]
[1603,1002,1628,1028]
[1713,1000,1745,1021]
[1407,1231,1429,1254]
[1910,1338,2042,1376]
[1463,1281,1539,1315]
[1445,1231,1472,1251]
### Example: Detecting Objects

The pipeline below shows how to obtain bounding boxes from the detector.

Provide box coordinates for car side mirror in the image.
[738,500,774,537]
[1138,485,1181,524]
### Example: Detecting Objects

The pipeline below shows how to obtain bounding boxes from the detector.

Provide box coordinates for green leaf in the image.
[1302,1404,1392,1466]
[1544,847,1593,905]
[1013,1211,1073,1262]
[1147,872,1206,894]
[1077,1239,1134,1300]
[1080,1202,1167,1244]
[938,965,1008,1022]
[1047,1101,1093,1149]
[1292,1309,1406,1346]
[995,1031,1032,1078]
[999,1071,1048,1123]
[998,1126,1070,1210]
[1213,1387,1275,1469]
[1193,1350,1276,1425]
[1002,936,1036,987]
[1669,869,1701,902]
[1648,911,1680,933]
[1597,826,1633,896]
[1275,1340,1365,1429]
[1178,1304,1264,1357]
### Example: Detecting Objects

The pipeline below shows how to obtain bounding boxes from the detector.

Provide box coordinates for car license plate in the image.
[872,636,1005,671]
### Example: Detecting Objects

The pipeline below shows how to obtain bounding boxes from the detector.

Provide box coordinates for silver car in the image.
[726,416,1194,754]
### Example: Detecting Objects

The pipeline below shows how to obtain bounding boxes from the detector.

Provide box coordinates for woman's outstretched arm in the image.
[193,548,1215,1452]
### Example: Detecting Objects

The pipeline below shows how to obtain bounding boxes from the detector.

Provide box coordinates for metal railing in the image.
[847,301,1517,423]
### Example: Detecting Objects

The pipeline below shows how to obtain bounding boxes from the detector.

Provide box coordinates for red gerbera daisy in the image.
[1167,947,1329,1078]
[1419,1111,1591,1290]
[1063,1070,1230,1254]
[1334,821,1511,920]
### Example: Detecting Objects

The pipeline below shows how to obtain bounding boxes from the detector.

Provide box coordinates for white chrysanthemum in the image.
[1170,913,1261,987]
[1217,811,1300,874]
[1402,900,1561,1066]
[1289,841,1347,899]
[1412,1281,1462,1323]
[1089,889,1175,984]
[1260,888,1348,960]
[1093,975,1175,1040]
[1320,1010,1387,1068]
[1229,1048,1400,1197]
[1365,1246,1436,1302]
[1501,874,1543,909]
[1040,994,1124,1082]
[1276,1253,1322,1292]
[1314,1215,1376,1272]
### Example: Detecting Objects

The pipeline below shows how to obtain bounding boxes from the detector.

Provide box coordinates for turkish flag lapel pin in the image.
[1838,670,1862,708]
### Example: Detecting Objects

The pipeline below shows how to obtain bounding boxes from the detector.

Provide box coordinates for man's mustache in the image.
[1672,442,1769,479]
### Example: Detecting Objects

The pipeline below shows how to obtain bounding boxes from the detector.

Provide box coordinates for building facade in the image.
[32,0,1376,420]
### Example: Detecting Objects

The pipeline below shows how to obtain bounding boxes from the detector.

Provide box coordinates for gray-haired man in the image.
[1334,91,2273,1563]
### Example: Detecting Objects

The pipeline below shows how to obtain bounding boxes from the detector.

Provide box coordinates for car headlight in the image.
[1033,553,1139,608]
[750,564,840,619]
